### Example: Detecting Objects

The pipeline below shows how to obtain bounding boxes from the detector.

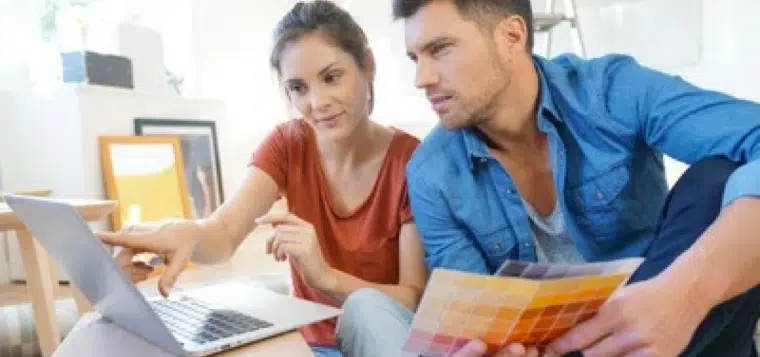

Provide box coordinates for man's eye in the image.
[289,84,305,94]
[432,43,449,55]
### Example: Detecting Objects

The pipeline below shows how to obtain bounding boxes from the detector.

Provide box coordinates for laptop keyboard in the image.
[150,295,273,345]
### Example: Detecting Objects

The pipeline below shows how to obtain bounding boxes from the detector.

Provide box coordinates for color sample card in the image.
[403,258,644,356]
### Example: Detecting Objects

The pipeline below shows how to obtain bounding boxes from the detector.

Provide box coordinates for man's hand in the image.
[451,340,540,357]
[546,276,712,357]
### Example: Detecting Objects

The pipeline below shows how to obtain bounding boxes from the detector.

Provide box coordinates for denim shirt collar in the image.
[463,55,562,169]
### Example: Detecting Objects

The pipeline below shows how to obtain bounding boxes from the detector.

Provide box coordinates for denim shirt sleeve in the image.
[406,172,490,275]
[603,55,760,208]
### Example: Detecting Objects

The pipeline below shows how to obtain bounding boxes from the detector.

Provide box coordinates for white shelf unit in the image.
[0,84,227,282]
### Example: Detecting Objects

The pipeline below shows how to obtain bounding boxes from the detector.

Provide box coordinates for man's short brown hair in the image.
[392,0,535,51]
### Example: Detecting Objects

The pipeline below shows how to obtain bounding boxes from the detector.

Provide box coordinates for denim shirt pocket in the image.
[450,185,517,269]
[567,163,631,240]
[469,226,517,274]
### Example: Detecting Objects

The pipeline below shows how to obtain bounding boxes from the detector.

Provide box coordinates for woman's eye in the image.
[325,72,341,83]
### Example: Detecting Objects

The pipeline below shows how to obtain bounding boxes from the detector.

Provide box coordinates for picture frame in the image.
[134,118,224,219]
[99,135,192,230]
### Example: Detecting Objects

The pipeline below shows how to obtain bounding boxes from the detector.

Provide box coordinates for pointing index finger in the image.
[97,230,162,253]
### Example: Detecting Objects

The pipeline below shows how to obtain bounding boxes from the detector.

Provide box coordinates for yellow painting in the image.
[99,136,192,231]
[99,136,194,275]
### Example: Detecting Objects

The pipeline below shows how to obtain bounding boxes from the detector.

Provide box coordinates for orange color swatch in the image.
[403,258,644,356]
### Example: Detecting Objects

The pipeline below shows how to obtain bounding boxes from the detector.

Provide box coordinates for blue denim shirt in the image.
[406,54,760,274]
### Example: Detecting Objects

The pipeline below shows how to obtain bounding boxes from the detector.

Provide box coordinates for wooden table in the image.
[0,198,116,357]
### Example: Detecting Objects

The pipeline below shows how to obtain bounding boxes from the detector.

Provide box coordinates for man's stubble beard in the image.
[450,48,511,130]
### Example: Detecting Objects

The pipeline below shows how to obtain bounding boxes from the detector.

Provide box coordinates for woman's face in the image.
[278,32,373,141]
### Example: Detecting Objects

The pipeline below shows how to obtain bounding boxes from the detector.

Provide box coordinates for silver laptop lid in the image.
[2,194,185,356]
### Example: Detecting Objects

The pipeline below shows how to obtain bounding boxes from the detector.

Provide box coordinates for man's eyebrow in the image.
[424,36,454,52]
[408,36,454,59]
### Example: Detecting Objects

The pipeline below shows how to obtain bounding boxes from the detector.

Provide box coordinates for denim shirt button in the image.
[480,158,487,164]
[596,191,605,200]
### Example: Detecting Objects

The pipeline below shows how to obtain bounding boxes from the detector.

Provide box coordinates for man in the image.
[394,0,760,356]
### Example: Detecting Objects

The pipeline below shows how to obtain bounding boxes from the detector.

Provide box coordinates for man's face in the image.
[404,0,514,129]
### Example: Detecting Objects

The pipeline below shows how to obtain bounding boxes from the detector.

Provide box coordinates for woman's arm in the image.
[320,222,428,311]
[192,166,281,264]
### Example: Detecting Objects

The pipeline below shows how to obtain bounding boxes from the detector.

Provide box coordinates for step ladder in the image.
[534,0,587,57]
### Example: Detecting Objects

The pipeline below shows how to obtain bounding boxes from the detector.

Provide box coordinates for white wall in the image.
[0,85,227,281]
[189,0,709,190]
[79,86,230,200]
[0,86,227,198]
[191,0,437,193]
[1,87,84,282]
[538,0,760,185]
[192,0,292,194]
[0,0,40,91]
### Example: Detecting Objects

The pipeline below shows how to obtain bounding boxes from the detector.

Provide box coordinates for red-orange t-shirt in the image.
[249,119,420,347]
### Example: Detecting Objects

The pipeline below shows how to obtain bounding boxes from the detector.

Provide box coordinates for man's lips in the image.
[428,95,453,112]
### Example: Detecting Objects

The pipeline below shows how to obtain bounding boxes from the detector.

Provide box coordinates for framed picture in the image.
[99,136,192,230]
[134,118,224,219]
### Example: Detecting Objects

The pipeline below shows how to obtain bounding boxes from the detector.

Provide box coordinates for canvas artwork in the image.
[403,258,644,356]
[99,135,195,273]
[134,119,224,219]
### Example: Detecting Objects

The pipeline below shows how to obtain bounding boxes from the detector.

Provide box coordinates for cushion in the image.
[0,298,78,357]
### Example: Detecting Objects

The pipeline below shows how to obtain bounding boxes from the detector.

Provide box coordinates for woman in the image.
[99,2,426,357]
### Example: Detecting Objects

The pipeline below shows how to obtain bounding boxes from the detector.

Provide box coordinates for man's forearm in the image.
[661,197,760,310]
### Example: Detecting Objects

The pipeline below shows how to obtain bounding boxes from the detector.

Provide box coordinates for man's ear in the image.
[494,14,529,52]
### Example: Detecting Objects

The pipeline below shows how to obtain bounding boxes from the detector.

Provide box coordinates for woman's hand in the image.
[98,219,204,297]
[256,212,335,291]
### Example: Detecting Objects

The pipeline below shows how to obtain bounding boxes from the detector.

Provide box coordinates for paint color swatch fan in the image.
[403,258,644,356]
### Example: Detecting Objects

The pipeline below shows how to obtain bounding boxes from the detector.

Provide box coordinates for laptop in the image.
[3,193,342,356]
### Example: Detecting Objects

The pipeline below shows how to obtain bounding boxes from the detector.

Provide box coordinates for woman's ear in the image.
[279,84,300,118]
[364,50,377,83]
[363,50,377,114]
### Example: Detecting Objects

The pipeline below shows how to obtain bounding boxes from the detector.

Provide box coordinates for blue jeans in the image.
[311,345,343,357]
[569,157,760,356]
[335,288,417,357]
